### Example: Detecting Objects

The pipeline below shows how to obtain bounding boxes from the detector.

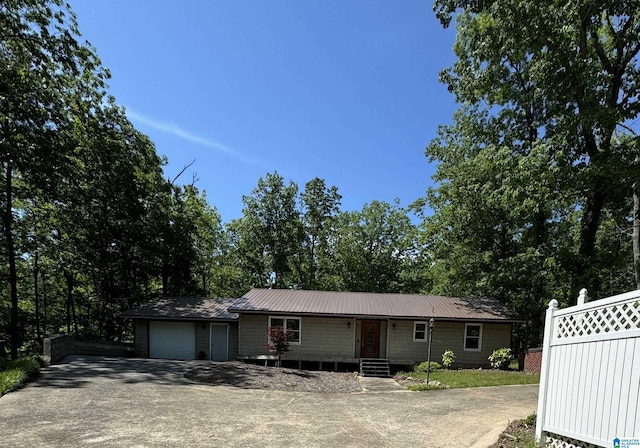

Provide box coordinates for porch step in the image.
[360,358,391,378]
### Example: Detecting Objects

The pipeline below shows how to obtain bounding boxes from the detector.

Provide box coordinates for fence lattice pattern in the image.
[546,434,598,448]
[555,300,640,339]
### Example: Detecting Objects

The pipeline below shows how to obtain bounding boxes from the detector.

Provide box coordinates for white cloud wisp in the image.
[126,108,242,158]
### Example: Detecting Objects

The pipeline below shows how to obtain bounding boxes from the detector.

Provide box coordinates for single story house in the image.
[123,289,523,370]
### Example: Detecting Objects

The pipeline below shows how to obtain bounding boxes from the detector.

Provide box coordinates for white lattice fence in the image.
[546,433,600,448]
[536,289,640,448]
[555,299,640,339]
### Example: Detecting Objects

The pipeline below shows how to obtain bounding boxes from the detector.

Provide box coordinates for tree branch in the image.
[170,159,196,185]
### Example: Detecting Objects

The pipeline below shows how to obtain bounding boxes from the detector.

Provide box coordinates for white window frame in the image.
[464,323,483,352]
[413,321,428,342]
[268,316,301,345]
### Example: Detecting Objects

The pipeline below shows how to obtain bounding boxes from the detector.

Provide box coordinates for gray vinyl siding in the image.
[196,322,209,358]
[380,321,388,358]
[198,321,239,360]
[238,314,355,357]
[228,321,239,359]
[387,320,512,368]
[134,320,148,357]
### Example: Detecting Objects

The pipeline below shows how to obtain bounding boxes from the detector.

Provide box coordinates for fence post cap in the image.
[548,299,559,309]
[577,288,589,305]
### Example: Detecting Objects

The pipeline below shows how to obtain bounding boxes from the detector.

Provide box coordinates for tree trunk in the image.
[42,270,48,339]
[574,189,606,302]
[3,163,20,359]
[34,251,41,344]
[65,271,74,334]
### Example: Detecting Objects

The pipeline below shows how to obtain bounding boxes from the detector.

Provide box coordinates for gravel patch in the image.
[184,361,362,393]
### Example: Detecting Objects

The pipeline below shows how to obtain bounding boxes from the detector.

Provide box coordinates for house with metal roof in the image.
[123,289,522,372]
[122,297,238,361]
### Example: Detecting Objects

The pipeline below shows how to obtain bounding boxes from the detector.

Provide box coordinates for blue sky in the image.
[70,1,458,223]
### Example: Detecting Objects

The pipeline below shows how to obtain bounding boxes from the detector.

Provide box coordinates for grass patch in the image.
[0,369,27,396]
[406,382,449,391]
[397,369,539,389]
[4,357,40,376]
[0,356,41,396]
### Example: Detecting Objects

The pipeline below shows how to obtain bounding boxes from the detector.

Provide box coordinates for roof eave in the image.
[229,309,524,322]
[121,315,238,322]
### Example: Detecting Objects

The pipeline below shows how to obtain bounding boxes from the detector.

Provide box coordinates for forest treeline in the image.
[1,0,639,359]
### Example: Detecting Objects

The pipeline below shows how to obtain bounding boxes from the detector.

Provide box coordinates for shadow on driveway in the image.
[32,355,206,389]
[1,356,540,448]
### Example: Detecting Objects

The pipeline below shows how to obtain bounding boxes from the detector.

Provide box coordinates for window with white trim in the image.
[413,321,427,342]
[268,316,301,345]
[464,323,482,351]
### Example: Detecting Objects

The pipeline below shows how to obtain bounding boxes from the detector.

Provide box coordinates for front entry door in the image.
[360,320,381,358]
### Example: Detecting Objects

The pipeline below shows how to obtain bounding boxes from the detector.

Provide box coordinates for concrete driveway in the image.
[0,356,538,447]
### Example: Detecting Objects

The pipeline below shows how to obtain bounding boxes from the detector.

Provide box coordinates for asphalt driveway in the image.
[0,356,538,447]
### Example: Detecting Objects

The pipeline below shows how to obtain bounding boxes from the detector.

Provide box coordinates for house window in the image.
[268,316,301,345]
[464,323,482,351]
[413,322,427,342]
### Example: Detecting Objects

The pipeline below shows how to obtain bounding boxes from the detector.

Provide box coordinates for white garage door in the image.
[149,321,196,360]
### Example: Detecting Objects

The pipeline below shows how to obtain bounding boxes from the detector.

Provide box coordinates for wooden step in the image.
[360,358,391,377]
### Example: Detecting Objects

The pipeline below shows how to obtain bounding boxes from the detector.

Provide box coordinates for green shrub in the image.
[19,340,43,358]
[524,413,536,426]
[0,369,27,396]
[488,347,513,370]
[0,356,41,396]
[415,361,441,372]
[4,357,40,377]
[441,349,455,369]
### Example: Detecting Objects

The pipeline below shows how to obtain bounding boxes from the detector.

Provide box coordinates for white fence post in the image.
[577,288,588,305]
[535,298,559,444]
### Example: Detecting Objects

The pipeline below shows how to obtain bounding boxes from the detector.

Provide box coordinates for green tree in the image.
[235,172,303,288]
[430,0,640,300]
[299,177,341,289]
[160,184,223,296]
[415,109,568,344]
[207,224,254,298]
[331,200,419,293]
[0,0,109,357]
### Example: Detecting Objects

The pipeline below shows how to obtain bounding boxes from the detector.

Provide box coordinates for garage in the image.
[149,321,196,360]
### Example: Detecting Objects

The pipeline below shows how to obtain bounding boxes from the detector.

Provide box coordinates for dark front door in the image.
[360,320,380,358]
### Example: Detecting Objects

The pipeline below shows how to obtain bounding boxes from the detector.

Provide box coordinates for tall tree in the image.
[0,0,109,357]
[159,184,223,296]
[236,172,303,288]
[70,103,167,339]
[331,200,419,293]
[299,177,341,289]
[425,0,640,310]
[416,106,569,344]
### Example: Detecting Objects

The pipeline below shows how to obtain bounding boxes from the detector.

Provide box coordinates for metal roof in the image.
[228,289,522,322]
[121,297,238,321]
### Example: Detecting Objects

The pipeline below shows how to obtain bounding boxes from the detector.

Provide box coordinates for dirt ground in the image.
[489,417,537,448]
[185,361,362,393]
